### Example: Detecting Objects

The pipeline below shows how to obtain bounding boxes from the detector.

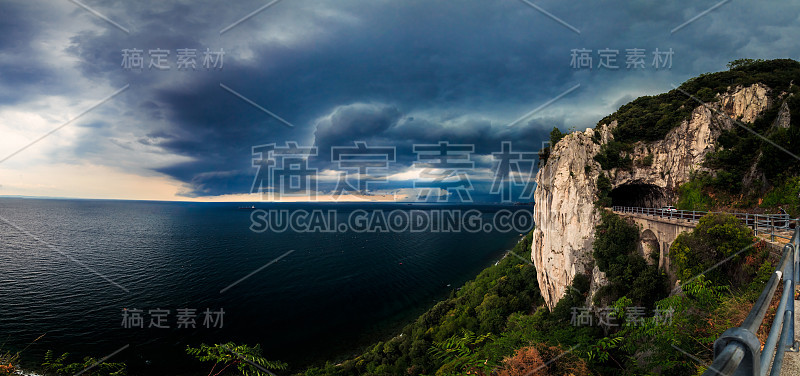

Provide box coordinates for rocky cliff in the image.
[531,83,775,310]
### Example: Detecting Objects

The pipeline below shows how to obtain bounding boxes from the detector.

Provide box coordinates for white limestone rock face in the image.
[531,84,773,310]
[719,83,770,123]
[774,100,791,129]
[532,124,609,310]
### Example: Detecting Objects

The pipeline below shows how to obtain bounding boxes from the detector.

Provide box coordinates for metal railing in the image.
[611,206,798,375]
[702,225,799,376]
[612,206,795,242]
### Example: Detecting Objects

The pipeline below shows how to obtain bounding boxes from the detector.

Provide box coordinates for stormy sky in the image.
[1,0,799,201]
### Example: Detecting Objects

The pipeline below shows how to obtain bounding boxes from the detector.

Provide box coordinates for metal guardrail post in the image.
[760,277,793,375]
[712,327,761,376]
[787,241,799,353]
[753,214,758,237]
[771,216,775,242]
[796,221,800,282]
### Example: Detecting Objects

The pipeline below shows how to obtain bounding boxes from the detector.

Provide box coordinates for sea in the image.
[0,198,531,375]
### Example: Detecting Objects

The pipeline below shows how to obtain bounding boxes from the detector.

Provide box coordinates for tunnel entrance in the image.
[609,183,668,208]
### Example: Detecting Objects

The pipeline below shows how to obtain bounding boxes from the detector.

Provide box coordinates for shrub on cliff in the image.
[592,211,667,308]
[759,118,800,184]
[595,173,612,207]
[549,127,565,146]
[669,213,755,286]
[593,141,633,170]
[761,175,800,217]
[675,177,713,211]
[537,127,567,167]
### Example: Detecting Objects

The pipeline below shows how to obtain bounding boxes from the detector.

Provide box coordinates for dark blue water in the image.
[0,198,529,375]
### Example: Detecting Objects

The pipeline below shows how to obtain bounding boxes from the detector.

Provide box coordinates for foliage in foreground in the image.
[0,349,20,376]
[186,342,288,376]
[40,350,127,376]
[0,334,44,376]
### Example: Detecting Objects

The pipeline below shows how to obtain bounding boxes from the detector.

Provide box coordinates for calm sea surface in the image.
[0,198,530,375]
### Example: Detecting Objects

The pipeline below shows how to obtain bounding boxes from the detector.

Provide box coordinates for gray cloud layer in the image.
[3,0,800,199]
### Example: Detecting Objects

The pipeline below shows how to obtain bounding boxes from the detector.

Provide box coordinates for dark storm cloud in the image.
[309,102,558,169]
[0,2,71,105]
[5,0,800,198]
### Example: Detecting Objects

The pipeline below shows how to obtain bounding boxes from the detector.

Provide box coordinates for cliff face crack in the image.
[608,183,668,208]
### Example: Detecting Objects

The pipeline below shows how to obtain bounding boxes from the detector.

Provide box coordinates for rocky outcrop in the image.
[531,84,773,310]
[719,83,770,123]
[774,100,791,129]
[532,125,609,309]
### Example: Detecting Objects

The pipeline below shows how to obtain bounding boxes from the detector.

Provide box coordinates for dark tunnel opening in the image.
[609,183,669,208]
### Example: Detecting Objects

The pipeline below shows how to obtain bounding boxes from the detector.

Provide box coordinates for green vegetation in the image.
[670,213,757,286]
[427,330,496,375]
[593,141,633,170]
[0,335,43,376]
[578,213,774,375]
[538,127,569,166]
[636,154,653,167]
[598,91,694,144]
[675,176,713,211]
[186,342,287,376]
[40,350,127,376]
[595,173,612,207]
[596,59,800,197]
[759,101,800,183]
[301,209,777,376]
[600,59,800,144]
[592,211,667,308]
[549,127,565,146]
[727,58,766,70]
[761,176,800,217]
